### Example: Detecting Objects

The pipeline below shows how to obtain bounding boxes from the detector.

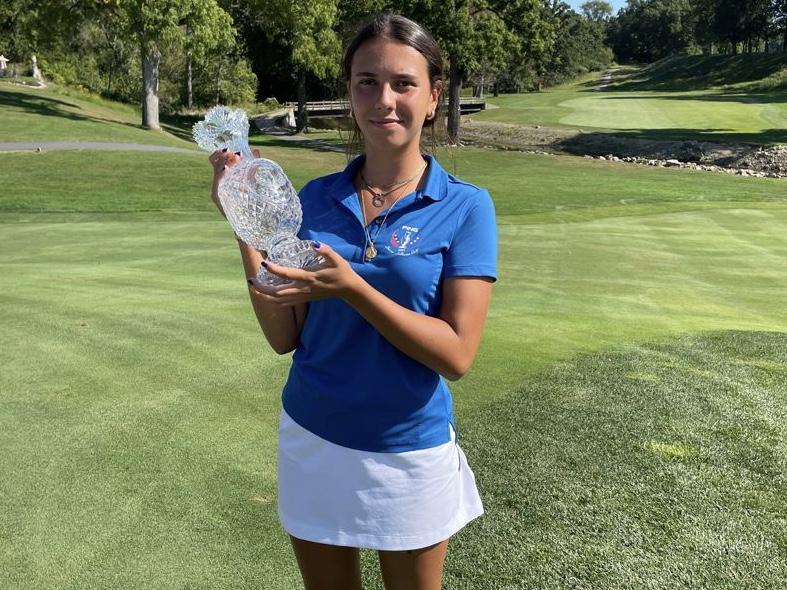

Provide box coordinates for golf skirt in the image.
[276,407,485,551]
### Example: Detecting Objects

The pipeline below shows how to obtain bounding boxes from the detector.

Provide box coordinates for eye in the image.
[397,80,415,88]
[359,79,376,86]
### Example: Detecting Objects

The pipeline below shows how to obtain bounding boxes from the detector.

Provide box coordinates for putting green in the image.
[474,71,787,144]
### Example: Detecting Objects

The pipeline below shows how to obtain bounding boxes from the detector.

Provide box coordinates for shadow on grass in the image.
[450,330,787,589]
[0,87,146,131]
[594,90,787,106]
[250,136,349,155]
[159,113,203,142]
[560,127,787,148]
[609,54,787,92]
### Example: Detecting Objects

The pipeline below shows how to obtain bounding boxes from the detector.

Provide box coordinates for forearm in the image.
[237,238,303,354]
[344,279,474,381]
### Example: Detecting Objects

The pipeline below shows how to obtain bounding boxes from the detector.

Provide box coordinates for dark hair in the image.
[341,13,447,160]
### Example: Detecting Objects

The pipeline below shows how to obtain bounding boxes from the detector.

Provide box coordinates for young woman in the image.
[208,13,497,590]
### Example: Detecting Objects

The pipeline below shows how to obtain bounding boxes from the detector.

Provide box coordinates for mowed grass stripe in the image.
[0,225,299,588]
[448,331,787,590]
[1,146,785,219]
[473,206,787,408]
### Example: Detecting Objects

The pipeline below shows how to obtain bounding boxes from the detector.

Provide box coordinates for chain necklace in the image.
[358,176,421,262]
[360,163,427,207]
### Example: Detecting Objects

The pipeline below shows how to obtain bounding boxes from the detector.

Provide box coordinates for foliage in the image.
[580,0,614,22]
[611,0,787,62]
[608,0,698,63]
[541,1,613,87]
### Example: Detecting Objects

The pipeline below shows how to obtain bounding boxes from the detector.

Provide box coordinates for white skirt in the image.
[276,407,484,551]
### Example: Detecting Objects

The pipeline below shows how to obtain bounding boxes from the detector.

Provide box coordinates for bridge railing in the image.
[278,97,486,117]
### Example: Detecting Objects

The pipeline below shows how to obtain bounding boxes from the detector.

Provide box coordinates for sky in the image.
[568,0,627,15]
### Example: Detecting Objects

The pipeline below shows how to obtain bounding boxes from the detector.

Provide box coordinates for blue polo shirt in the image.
[281,153,497,453]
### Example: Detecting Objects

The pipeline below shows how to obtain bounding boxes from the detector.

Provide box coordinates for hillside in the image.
[611,53,787,92]
[0,81,194,147]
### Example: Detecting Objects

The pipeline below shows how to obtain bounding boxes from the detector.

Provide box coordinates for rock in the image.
[665,159,681,167]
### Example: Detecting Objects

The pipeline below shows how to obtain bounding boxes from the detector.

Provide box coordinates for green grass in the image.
[454,331,787,589]
[0,81,192,146]
[2,139,787,588]
[473,56,787,144]
[2,80,787,588]
[613,54,787,91]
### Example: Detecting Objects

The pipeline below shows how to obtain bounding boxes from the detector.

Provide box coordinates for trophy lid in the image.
[192,106,253,158]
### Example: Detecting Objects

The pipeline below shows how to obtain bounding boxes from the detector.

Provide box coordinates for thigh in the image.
[289,535,363,590]
[377,538,450,590]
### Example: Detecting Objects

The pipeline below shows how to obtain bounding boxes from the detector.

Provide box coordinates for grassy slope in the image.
[1,84,786,588]
[473,55,787,144]
[0,81,192,146]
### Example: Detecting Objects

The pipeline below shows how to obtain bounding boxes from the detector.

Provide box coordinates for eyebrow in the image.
[353,71,418,79]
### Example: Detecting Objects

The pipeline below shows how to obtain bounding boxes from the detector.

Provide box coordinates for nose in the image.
[375,82,396,112]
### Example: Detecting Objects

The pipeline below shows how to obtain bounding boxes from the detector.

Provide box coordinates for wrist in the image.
[342,271,368,305]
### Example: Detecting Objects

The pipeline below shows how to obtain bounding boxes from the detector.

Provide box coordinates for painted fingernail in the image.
[222,148,228,153]
[247,278,254,286]
[222,165,227,170]
[261,261,268,268]
[312,241,321,249]
[234,151,241,156]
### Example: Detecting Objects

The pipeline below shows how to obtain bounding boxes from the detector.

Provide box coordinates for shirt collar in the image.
[328,153,448,203]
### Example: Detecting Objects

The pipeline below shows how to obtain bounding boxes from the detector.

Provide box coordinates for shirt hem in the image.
[443,265,497,281]
[278,505,484,551]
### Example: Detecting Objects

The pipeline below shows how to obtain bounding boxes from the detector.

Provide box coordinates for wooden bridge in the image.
[284,98,486,117]
[253,97,486,129]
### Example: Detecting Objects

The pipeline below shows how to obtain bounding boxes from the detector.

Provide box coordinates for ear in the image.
[429,80,443,113]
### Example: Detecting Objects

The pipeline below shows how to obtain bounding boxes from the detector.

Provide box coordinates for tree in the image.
[250,0,343,132]
[609,0,697,62]
[776,0,787,50]
[581,0,613,23]
[125,1,236,128]
[182,0,235,110]
[401,0,551,142]
[542,1,613,86]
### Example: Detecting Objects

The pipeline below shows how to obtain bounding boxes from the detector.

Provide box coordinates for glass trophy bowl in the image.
[192,106,324,285]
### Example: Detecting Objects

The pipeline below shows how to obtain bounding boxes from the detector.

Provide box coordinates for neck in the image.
[360,144,425,186]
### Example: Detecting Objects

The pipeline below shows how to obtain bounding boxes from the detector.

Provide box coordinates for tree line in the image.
[0,0,611,140]
[608,0,787,62]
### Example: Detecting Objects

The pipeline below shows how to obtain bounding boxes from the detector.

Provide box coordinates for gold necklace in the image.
[359,183,414,262]
[360,163,427,207]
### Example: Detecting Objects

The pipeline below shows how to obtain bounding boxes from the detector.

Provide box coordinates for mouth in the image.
[370,119,402,128]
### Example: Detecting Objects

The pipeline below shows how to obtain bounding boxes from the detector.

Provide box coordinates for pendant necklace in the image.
[360,163,427,208]
[359,171,423,262]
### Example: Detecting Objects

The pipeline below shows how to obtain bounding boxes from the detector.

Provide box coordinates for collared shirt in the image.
[281,153,497,452]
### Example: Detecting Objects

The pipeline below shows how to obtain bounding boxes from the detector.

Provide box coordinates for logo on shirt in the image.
[385,224,421,256]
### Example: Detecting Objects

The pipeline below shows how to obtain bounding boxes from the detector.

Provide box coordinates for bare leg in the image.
[289,535,363,590]
[377,538,450,590]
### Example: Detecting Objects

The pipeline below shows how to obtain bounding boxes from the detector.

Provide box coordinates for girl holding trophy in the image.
[207,13,497,590]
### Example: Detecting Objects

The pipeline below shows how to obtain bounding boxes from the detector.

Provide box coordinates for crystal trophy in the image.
[192,106,324,285]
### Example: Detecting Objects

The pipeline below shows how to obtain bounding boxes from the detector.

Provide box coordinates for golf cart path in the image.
[0,142,198,153]
[0,136,344,154]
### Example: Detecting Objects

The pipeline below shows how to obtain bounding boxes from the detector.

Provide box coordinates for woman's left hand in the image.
[248,242,361,306]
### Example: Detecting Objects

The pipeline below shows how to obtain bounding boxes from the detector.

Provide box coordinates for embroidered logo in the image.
[385,224,421,256]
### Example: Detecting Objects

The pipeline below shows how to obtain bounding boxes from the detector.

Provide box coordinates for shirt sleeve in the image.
[443,189,498,282]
